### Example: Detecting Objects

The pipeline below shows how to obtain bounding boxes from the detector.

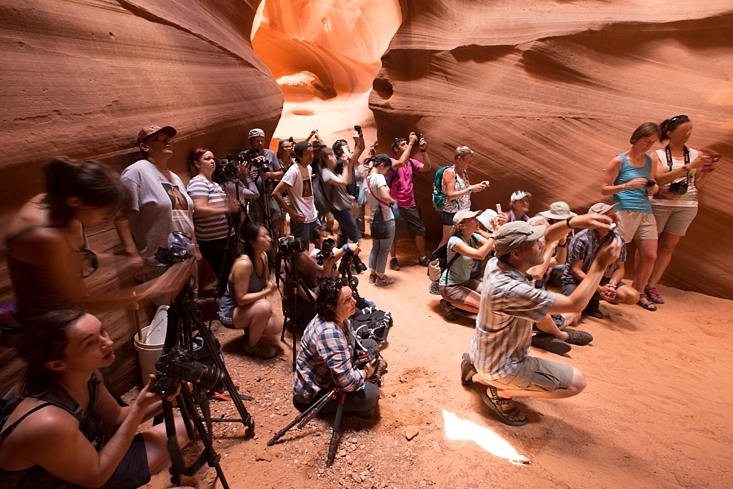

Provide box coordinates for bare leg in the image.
[615,285,640,304]
[494,366,586,400]
[440,225,452,246]
[232,298,279,346]
[143,415,189,476]
[647,232,682,288]
[415,235,427,258]
[535,315,567,340]
[633,238,658,299]
[453,289,481,314]
[561,312,580,326]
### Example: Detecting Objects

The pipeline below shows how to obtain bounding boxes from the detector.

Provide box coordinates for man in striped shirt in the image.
[462,216,621,426]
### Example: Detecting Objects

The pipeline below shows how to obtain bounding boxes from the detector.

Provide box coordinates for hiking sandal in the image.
[637,294,657,312]
[482,386,528,426]
[461,353,477,386]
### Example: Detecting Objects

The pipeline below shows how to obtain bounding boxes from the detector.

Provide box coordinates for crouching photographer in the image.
[0,309,189,489]
[293,277,386,419]
[311,225,367,278]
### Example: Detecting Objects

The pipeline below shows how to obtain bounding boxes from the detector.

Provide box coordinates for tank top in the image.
[651,147,699,207]
[217,255,267,319]
[0,373,103,489]
[612,152,653,213]
[442,167,471,214]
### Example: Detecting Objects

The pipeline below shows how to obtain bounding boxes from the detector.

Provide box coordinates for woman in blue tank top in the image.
[217,220,281,358]
[601,122,661,312]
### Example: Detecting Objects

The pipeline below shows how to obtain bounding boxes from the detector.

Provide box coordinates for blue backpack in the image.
[432,166,452,212]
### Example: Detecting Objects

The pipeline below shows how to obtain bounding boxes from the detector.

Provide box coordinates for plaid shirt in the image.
[293,315,365,400]
[561,229,627,286]
[472,257,555,380]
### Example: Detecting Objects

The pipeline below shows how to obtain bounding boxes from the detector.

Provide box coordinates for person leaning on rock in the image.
[461,213,621,426]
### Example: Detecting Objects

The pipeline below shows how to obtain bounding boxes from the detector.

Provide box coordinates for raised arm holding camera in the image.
[0,309,188,489]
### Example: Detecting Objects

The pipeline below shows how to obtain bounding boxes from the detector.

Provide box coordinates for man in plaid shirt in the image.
[462,215,621,426]
[293,277,381,418]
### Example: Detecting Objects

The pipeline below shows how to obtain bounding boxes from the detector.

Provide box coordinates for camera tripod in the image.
[267,387,346,468]
[279,251,314,371]
[160,275,255,489]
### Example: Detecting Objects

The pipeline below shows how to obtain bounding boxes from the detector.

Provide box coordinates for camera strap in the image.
[665,144,690,184]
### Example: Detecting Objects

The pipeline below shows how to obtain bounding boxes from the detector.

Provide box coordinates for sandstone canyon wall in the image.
[370,0,733,299]
[0,0,283,394]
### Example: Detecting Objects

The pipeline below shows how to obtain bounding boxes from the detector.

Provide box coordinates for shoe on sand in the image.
[461,353,477,386]
[531,332,571,355]
[565,330,593,346]
[389,257,400,270]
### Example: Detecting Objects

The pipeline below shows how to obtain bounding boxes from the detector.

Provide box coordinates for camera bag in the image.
[350,307,393,344]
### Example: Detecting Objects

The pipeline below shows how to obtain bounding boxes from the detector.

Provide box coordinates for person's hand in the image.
[480,180,490,189]
[419,136,427,150]
[494,213,508,229]
[624,177,649,190]
[595,237,622,268]
[289,210,305,223]
[364,360,376,379]
[408,132,418,145]
[264,281,277,295]
[569,213,613,231]
[309,129,317,139]
[348,243,360,254]
[648,182,659,196]
[597,283,616,302]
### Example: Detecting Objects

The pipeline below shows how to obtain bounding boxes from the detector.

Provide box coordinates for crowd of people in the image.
[0,116,721,486]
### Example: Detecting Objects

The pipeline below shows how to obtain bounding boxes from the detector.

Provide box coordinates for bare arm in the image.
[450,236,494,261]
[114,218,142,259]
[392,132,416,170]
[233,254,275,306]
[273,180,304,222]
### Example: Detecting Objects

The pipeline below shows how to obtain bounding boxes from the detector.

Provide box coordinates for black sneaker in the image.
[440,299,459,321]
[565,330,593,346]
[389,257,400,270]
[531,332,571,355]
[418,256,431,267]
[583,299,603,319]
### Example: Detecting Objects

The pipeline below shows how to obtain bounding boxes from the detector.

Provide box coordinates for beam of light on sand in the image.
[443,410,530,465]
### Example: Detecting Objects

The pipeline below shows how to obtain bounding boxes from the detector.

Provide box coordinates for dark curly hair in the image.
[316,277,348,323]
[42,157,130,226]
[17,308,87,397]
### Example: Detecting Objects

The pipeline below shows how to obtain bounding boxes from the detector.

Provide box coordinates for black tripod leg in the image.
[326,392,347,468]
[267,388,337,446]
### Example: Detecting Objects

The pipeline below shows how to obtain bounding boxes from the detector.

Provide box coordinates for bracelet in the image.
[420,149,427,153]
[565,217,574,229]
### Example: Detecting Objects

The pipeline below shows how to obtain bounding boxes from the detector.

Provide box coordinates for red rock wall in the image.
[0,0,283,394]
[370,0,733,299]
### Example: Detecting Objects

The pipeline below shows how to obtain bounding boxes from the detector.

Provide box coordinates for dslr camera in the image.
[342,247,368,274]
[668,179,689,195]
[155,232,195,266]
[316,238,335,266]
[239,147,270,174]
[278,236,307,256]
[154,347,225,396]
[212,154,242,185]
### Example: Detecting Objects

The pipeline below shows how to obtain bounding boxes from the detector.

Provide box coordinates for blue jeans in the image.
[290,219,321,246]
[332,207,361,243]
[369,219,395,274]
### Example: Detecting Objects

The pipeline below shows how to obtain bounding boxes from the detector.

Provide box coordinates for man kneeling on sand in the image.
[461,215,622,426]
[561,202,640,323]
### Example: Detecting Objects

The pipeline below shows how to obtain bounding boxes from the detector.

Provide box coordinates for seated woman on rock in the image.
[217,220,281,359]
[293,277,385,419]
[438,210,498,320]
[0,309,189,489]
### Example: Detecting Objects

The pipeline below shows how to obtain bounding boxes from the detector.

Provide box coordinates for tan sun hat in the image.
[538,201,577,220]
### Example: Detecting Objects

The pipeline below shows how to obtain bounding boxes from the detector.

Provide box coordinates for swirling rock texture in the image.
[370,0,733,299]
[251,0,401,140]
[0,0,282,393]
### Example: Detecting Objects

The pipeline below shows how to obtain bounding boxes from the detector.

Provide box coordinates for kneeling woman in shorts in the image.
[218,221,281,358]
[439,210,496,319]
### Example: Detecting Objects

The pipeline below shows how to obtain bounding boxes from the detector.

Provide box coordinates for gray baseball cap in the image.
[493,221,546,258]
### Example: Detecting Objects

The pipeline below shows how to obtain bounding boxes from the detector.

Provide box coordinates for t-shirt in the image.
[651,147,700,207]
[441,234,480,286]
[281,163,318,223]
[321,167,352,212]
[388,158,423,208]
[366,174,394,222]
[186,175,231,241]
[561,229,627,286]
[120,159,195,271]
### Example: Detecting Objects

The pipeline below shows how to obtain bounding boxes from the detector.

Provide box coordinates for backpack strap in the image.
[441,234,477,281]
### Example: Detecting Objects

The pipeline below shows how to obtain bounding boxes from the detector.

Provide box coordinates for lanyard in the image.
[665,144,690,183]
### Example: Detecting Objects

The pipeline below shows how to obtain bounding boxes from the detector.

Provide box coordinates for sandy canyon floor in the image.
[131,238,733,489]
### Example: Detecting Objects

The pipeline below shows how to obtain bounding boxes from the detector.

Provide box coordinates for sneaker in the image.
[374,275,395,287]
[645,286,665,304]
[418,256,431,267]
[373,358,389,379]
[389,257,401,270]
[429,281,440,295]
[440,299,459,321]
[565,330,593,346]
[460,353,477,386]
[531,332,571,355]
[244,341,279,359]
[369,272,377,284]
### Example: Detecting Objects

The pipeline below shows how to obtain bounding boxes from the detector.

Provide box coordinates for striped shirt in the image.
[186,175,231,241]
[472,257,555,380]
[561,229,627,286]
[293,315,365,400]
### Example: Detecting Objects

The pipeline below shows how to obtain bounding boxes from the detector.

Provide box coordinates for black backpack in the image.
[350,307,393,344]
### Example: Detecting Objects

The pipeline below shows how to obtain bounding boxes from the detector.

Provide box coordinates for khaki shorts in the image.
[652,206,698,237]
[616,210,658,241]
[439,278,481,304]
[490,356,574,393]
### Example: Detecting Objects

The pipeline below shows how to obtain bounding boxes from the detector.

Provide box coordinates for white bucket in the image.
[133,305,169,386]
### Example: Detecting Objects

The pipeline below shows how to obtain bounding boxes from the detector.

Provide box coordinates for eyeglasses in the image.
[80,247,99,278]
[152,134,173,143]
